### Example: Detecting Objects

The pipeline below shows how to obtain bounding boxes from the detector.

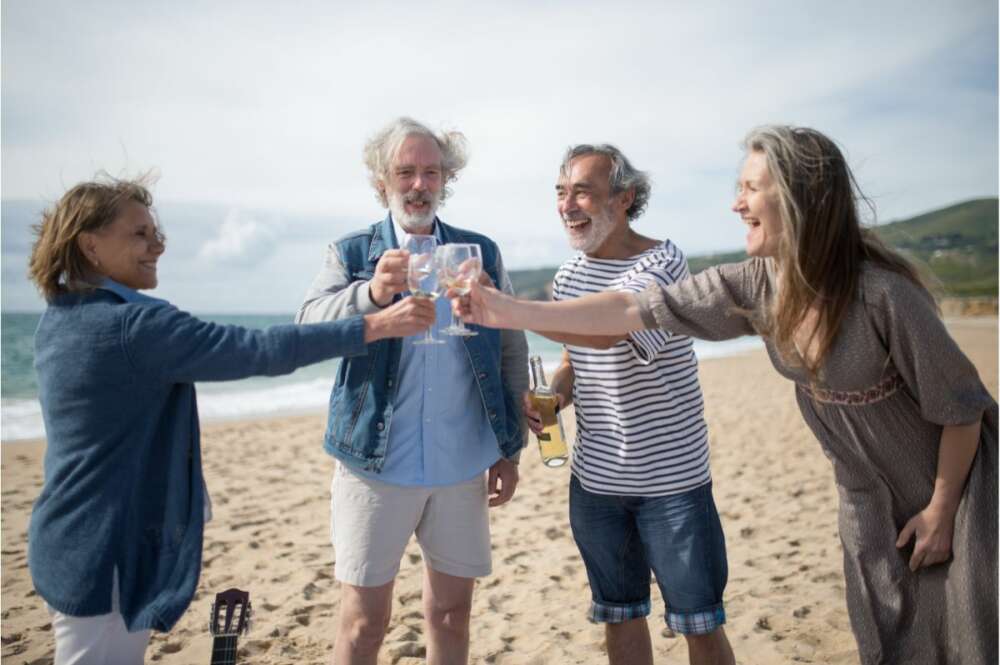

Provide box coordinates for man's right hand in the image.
[363,296,436,342]
[369,249,411,307]
[521,391,565,435]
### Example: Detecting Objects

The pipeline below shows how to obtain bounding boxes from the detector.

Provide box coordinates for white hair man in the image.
[297,117,527,664]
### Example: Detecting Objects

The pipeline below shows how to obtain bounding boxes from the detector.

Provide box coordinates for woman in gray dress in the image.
[453,126,997,665]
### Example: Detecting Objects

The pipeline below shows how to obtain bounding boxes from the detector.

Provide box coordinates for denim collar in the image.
[95,278,167,307]
[372,214,444,261]
[390,214,448,252]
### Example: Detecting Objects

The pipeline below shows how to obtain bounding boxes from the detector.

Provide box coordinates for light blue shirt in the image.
[353,219,500,486]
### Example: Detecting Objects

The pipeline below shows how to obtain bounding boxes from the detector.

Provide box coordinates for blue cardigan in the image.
[29,282,367,631]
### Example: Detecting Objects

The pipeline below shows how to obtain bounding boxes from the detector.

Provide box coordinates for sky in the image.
[2,0,997,312]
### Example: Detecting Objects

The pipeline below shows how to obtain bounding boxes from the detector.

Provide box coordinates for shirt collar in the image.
[96,278,167,306]
[390,215,440,250]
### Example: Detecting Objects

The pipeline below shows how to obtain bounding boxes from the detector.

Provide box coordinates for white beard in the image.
[388,189,440,232]
[565,206,616,255]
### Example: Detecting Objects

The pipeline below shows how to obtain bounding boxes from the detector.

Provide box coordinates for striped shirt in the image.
[553,240,711,497]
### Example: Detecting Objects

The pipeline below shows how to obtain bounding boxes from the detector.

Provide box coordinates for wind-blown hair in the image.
[560,144,651,221]
[29,174,158,301]
[363,117,468,207]
[744,125,929,375]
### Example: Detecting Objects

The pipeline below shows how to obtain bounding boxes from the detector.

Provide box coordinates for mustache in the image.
[404,191,435,205]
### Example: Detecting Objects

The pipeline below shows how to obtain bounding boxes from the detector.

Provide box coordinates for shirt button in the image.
[387,379,393,388]
[478,372,487,380]
[488,411,496,420]
[376,422,384,431]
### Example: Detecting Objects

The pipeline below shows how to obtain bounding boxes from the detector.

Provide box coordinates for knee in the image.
[340,613,390,655]
[684,627,730,654]
[424,597,472,636]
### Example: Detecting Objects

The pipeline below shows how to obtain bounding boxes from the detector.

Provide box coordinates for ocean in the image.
[1,312,762,442]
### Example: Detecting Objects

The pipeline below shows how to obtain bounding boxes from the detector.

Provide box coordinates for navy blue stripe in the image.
[554,243,708,496]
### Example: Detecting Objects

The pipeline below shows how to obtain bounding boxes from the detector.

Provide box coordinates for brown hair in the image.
[28,175,157,301]
[744,126,929,375]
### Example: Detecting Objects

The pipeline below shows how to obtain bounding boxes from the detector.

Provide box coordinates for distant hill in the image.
[509,198,999,300]
[874,198,998,297]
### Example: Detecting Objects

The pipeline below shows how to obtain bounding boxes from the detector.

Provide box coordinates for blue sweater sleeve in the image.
[120,303,367,383]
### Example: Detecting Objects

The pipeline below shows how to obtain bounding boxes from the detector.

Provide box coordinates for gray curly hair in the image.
[363,117,469,207]
[560,144,651,221]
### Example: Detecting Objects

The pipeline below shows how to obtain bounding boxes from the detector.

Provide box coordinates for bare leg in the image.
[333,581,394,665]
[423,567,475,665]
[606,617,654,665]
[685,627,735,665]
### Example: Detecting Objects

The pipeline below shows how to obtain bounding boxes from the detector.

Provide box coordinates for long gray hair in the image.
[742,125,928,375]
[363,117,468,207]
[560,144,651,221]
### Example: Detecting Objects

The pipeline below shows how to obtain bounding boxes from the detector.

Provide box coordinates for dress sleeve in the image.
[868,270,994,426]
[634,259,766,341]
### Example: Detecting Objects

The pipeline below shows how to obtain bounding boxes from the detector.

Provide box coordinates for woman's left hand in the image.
[895,503,957,571]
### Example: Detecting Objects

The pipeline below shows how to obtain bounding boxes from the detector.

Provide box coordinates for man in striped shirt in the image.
[525,145,735,665]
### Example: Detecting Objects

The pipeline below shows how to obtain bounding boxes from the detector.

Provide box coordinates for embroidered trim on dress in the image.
[798,372,906,406]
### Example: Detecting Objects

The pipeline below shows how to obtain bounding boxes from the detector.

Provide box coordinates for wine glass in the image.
[402,234,445,345]
[437,243,482,337]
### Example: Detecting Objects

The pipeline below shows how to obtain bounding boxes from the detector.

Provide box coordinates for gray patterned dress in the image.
[635,258,998,665]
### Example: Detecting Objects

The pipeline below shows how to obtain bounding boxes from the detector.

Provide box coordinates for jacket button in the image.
[387,378,393,388]
[488,411,496,420]
[376,422,385,431]
[478,372,487,380]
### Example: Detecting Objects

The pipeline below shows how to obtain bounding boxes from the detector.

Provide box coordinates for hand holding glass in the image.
[437,243,482,337]
[403,235,445,345]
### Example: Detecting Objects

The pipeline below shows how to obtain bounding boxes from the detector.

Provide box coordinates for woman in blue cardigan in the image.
[27,177,434,664]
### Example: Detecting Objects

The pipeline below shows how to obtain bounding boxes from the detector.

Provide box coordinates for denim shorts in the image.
[569,476,728,635]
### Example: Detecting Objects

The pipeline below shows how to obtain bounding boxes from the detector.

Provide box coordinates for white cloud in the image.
[197,209,282,266]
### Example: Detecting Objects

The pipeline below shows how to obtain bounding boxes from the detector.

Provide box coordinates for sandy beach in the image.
[3,318,996,664]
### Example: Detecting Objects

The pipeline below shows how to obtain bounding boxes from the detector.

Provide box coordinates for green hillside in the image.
[873,198,998,297]
[509,198,999,300]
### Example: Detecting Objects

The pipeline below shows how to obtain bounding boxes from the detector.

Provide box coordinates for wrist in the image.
[368,283,391,309]
[927,489,962,515]
[363,311,386,343]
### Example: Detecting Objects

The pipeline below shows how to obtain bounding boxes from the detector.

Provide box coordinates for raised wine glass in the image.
[437,243,482,337]
[403,234,445,345]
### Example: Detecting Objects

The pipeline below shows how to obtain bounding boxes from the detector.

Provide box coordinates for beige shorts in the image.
[330,463,492,587]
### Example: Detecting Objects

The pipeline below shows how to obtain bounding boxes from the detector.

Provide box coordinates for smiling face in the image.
[79,200,165,290]
[556,154,627,256]
[733,150,783,258]
[382,134,444,233]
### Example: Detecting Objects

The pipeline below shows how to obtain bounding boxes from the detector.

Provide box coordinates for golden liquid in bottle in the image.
[529,393,568,467]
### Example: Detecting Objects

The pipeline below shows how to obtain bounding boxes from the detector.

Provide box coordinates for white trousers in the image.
[49,571,151,665]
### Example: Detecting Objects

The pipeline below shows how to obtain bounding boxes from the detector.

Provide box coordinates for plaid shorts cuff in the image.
[589,598,651,624]
[666,605,726,635]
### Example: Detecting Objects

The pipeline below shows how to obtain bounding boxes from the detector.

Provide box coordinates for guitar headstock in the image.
[209,588,253,638]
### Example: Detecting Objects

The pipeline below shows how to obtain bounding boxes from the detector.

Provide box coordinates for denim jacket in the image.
[30,284,367,632]
[296,215,528,471]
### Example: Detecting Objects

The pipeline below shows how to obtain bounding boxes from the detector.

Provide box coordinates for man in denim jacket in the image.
[296,117,527,664]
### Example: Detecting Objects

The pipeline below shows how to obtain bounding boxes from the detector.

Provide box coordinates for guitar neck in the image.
[210,635,239,665]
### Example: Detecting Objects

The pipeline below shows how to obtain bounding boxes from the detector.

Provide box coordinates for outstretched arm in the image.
[453,260,766,341]
[455,282,646,335]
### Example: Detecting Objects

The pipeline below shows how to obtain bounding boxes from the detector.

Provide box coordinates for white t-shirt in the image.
[553,239,711,496]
